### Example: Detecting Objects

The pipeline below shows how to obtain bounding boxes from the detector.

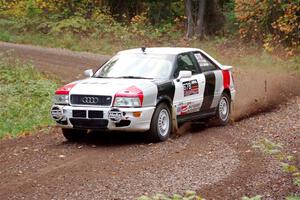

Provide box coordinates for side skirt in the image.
[177,108,216,123]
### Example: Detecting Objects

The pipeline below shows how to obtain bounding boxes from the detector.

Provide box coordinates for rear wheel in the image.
[148,103,171,142]
[215,92,231,126]
[62,128,87,141]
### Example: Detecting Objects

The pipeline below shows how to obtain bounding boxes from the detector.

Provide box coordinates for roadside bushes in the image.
[235,0,300,52]
[1,0,299,53]
[0,0,183,48]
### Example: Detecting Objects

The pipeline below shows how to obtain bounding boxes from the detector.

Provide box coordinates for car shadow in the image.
[59,121,213,147]
[190,121,211,133]
[63,130,148,147]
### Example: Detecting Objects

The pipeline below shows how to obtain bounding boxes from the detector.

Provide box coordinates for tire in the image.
[148,103,172,142]
[62,128,87,141]
[215,92,231,126]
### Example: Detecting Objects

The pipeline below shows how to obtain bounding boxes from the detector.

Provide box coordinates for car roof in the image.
[117,47,201,55]
[117,47,224,69]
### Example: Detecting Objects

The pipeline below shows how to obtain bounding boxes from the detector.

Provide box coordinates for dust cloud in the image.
[175,69,300,135]
[232,69,300,121]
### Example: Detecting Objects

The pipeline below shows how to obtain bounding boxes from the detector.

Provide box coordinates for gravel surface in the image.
[0,42,299,200]
[0,97,299,200]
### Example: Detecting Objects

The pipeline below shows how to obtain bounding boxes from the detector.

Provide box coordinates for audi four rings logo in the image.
[82,97,99,104]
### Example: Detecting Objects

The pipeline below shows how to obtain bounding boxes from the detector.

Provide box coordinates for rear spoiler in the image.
[220,65,233,70]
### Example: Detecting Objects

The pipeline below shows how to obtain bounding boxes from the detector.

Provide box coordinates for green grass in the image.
[0,31,12,42]
[0,27,128,55]
[0,58,59,138]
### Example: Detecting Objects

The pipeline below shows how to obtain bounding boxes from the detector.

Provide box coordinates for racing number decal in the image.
[182,79,199,97]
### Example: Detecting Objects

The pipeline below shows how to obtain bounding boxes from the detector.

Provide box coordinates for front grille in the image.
[88,111,103,118]
[73,110,86,118]
[70,95,112,106]
[69,118,108,129]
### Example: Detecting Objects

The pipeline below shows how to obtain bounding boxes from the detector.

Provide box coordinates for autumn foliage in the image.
[0,0,299,51]
[235,0,300,51]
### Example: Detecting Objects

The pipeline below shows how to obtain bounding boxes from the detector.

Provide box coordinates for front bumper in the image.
[51,105,155,132]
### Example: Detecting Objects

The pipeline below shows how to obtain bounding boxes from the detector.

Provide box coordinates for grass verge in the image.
[0,58,58,138]
[0,21,299,75]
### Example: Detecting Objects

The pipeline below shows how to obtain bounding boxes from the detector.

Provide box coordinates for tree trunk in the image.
[195,0,206,38]
[185,0,194,38]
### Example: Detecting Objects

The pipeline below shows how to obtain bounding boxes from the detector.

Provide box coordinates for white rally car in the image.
[51,47,235,142]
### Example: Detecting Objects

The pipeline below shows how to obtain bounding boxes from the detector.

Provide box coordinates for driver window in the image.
[173,54,198,78]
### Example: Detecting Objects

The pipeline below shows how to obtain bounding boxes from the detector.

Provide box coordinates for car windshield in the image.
[94,53,175,79]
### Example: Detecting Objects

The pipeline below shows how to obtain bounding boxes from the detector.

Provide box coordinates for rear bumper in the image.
[51,105,155,132]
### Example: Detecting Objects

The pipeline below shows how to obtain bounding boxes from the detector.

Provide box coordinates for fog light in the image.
[133,111,141,118]
[51,106,64,121]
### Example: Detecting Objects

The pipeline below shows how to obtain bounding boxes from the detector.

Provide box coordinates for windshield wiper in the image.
[115,76,152,79]
[94,75,152,79]
[94,76,114,78]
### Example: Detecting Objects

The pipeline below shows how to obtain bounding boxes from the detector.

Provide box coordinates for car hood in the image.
[69,77,157,96]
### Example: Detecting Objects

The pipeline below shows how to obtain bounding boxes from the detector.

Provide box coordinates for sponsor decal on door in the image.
[182,79,199,97]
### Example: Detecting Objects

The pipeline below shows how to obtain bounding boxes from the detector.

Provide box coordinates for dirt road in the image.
[0,42,109,82]
[0,42,299,200]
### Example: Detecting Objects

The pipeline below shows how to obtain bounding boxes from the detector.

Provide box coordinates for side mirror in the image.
[176,70,192,81]
[84,69,93,77]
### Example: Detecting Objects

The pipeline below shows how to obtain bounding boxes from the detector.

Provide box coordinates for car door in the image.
[193,52,223,112]
[172,53,205,116]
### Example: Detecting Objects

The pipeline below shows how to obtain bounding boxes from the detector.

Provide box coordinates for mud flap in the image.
[171,106,178,134]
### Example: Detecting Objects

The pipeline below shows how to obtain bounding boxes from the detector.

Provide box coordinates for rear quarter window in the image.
[194,52,217,72]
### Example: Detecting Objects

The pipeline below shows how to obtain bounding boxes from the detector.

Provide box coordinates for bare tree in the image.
[185,0,194,38]
[195,0,206,38]
[185,0,223,38]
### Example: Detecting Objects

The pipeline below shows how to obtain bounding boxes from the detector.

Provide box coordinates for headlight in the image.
[113,97,141,107]
[53,95,69,105]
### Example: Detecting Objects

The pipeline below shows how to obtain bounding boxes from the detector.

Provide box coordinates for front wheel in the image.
[62,128,87,141]
[148,103,172,142]
[215,92,231,126]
